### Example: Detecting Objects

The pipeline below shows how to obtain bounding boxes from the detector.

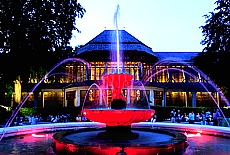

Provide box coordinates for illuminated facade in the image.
[14,30,221,108]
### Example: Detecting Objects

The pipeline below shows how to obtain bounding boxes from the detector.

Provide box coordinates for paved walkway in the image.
[0,121,230,140]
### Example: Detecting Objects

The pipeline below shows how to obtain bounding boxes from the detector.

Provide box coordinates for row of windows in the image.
[63,62,206,83]
[27,62,208,84]
[18,91,220,107]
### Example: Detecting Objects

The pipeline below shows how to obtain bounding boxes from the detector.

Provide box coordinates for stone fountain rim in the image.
[83,109,154,111]
[52,127,187,147]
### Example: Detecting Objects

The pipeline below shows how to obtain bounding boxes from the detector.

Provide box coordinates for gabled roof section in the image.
[87,30,141,43]
[153,52,199,62]
[77,30,155,55]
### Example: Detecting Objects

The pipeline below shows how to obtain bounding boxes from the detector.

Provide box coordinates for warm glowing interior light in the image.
[14,79,21,103]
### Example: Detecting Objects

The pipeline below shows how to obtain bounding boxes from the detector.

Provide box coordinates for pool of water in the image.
[0,132,230,155]
[0,133,53,155]
[184,133,230,155]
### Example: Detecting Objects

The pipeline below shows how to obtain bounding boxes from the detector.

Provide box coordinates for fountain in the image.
[51,69,188,154]
[1,3,230,155]
[51,4,188,155]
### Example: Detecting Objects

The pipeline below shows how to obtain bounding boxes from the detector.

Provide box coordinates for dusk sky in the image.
[70,0,216,52]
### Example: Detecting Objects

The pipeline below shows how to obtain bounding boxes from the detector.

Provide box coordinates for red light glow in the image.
[31,133,48,138]
[83,109,154,126]
[103,73,133,100]
[184,132,201,137]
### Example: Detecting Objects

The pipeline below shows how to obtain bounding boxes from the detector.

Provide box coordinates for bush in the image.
[20,108,37,116]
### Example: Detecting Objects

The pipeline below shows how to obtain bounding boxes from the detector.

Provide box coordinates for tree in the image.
[0,0,86,82]
[193,0,230,98]
[200,0,230,53]
[0,0,86,103]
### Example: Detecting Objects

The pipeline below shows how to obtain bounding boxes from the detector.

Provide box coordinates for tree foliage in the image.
[0,0,86,82]
[200,0,230,53]
[193,0,230,98]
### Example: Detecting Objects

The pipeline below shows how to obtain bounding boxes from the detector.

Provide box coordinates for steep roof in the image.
[76,30,200,62]
[77,30,155,56]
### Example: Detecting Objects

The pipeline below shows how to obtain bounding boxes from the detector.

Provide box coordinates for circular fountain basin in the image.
[52,128,188,155]
[82,109,155,126]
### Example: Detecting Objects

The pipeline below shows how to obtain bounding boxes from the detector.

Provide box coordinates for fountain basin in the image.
[82,109,155,126]
[2,122,230,155]
[52,128,188,155]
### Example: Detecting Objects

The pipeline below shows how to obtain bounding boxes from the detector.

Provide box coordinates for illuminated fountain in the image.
[80,4,154,140]
[51,5,188,155]
[51,64,188,154]
[1,3,230,155]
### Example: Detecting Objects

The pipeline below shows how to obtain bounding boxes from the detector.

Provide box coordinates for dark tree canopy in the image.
[200,0,230,53]
[193,0,230,98]
[0,0,86,82]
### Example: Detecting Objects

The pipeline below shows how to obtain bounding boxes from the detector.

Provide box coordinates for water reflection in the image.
[184,134,230,155]
[0,133,53,155]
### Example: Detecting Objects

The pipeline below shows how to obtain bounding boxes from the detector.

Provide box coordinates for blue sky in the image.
[70,0,216,52]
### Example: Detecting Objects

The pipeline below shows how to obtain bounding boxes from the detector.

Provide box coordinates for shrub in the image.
[20,108,37,116]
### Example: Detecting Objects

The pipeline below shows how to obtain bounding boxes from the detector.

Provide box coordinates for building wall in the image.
[15,60,220,108]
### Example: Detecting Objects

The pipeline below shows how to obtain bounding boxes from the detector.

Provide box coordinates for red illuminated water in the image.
[83,109,154,126]
[103,73,133,100]
[1,130,230,155]
[83,73,154,126]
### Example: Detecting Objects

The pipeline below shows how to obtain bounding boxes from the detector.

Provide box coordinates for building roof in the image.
[77,30,155,56]
[153,52,199,62]
[76,30,200,62]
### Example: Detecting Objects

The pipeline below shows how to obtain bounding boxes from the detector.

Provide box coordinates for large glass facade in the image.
[27,61,204,85]
[154,65,199,83]
[61,62,205,83]
[21,59,218,108]
[155,66,169,82]
[89,62,140,81]
[63,64,87,82]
